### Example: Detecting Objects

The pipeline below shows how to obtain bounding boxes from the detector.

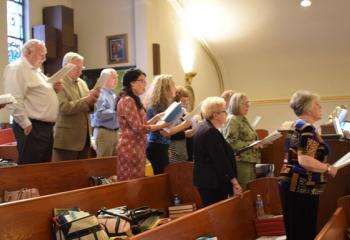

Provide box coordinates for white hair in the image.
[22,39,45,56]
[201,96,226,120]
[99,68,118,87]
[62,52,84,66]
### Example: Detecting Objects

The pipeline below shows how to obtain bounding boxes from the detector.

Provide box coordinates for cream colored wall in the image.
[73,0,135,69]
[145,0,220,103]
[0,0,9,122]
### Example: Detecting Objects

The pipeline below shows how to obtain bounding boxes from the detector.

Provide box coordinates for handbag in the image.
[89,176,114,186]
[97,208,132,237]
[4,188,40,202]
[54,212,109,240]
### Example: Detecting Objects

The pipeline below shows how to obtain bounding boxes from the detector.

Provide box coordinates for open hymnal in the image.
[332,151,350,169]
[93,75,106,90]
[47,63,76,84]
[236,130,283,155]
[0,94,16,105]
[160,102,183,123]
[183,101,202,121]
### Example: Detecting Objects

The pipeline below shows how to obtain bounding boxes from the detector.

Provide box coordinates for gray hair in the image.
[228,92,248,116]
[62,52,84,66]
[201,96,226,120]
[22,39,45,56]
[99,68,118,87]
[290,90,320,116]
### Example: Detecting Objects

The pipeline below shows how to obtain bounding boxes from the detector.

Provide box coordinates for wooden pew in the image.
[246,177,282,215]
[0,157,117,197]
[131,191,257,240]
[0,174,172,240]
[131,177,283,240]
[315,195,350,240]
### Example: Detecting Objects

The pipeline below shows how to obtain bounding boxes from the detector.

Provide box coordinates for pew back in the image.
[246,177,282,215]
[315,207,347,240]
[338,195,350,225]
[0,157,117,197]
[0,174,171,240]
[131,191,257,240]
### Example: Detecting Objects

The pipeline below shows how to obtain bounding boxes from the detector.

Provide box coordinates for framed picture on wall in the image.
[107,34,128,64]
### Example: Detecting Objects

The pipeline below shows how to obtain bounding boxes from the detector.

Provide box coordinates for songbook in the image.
[160,102,183,123]
[47,63,76,84]
[236,130,282,155]
[0,93,16,105]
[251,116,262,129]
[183,102,202,121]
[93,76,106,90]
[332,151,350,169]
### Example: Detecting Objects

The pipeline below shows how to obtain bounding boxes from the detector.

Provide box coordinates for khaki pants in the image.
[94,128,119,157]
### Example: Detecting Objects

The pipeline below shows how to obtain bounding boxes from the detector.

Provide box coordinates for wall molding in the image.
[251,95,350,105]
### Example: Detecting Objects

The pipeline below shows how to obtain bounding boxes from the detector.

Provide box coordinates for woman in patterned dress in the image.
[279,90,338,240]
[116,69,168,181]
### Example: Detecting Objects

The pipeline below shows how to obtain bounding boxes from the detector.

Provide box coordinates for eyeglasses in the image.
[216,110,227,115]
[136,79,147,84]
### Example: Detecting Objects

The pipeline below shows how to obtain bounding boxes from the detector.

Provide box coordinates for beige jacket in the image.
[54,76,92,151]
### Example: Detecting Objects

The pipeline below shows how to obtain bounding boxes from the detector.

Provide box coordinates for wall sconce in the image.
[300,0,311,7]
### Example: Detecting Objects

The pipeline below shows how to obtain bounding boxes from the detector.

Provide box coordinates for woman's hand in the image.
[231,178,242,197]
[154,112,165,122]
[328,165,338,178]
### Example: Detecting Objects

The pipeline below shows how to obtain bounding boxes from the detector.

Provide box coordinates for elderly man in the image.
[91,68,119,157]
[3,39,61,164]
[53,52,100,161]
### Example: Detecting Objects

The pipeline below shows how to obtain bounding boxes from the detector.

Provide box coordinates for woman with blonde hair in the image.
[144,74,191,174]
[193,96,242,206]
[222,92,261,189]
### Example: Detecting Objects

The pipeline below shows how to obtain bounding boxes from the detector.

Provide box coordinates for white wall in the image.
[73,0,135,69]
[144,0,221,103]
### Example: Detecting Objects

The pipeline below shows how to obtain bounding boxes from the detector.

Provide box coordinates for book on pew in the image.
[47,63,76,84]
[168,202,196,219]
[236,130,282,155]
[332,151,350,169]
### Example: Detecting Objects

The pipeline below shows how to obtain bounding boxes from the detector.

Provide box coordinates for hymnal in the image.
[332,151,350,169]
[0,94,16,105]
[161,102,183,123]
[236,130,282,155]
[47,63,75,84]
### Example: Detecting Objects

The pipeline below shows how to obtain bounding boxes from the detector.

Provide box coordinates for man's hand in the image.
[53,81,62,93]
[85,89,100,106]
[24,125,32,136]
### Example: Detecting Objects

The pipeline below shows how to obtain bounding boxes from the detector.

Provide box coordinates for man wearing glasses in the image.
[52,52,100,161]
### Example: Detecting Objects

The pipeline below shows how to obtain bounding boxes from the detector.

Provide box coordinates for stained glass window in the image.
[7,0,24,63]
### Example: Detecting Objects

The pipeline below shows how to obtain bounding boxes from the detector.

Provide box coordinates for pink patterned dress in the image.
[116,96,148,181]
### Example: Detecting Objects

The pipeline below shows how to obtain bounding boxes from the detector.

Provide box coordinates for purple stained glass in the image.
[8,37,23,64]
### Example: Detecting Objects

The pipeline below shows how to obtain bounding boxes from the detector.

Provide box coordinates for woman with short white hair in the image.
[193,96,242,206]
[279,90,338,240]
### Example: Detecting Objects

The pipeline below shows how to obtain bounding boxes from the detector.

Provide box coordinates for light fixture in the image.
[300,0,312,7]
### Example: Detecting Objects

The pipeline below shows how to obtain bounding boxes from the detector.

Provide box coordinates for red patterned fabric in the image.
[116,96,148,181]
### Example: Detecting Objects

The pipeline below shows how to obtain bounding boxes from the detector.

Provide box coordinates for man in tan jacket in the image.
[53,52,100,161]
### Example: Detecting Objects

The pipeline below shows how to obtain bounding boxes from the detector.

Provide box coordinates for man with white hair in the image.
[53,52,100,161]
[3,39,61,164]
[91,68,119,157]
